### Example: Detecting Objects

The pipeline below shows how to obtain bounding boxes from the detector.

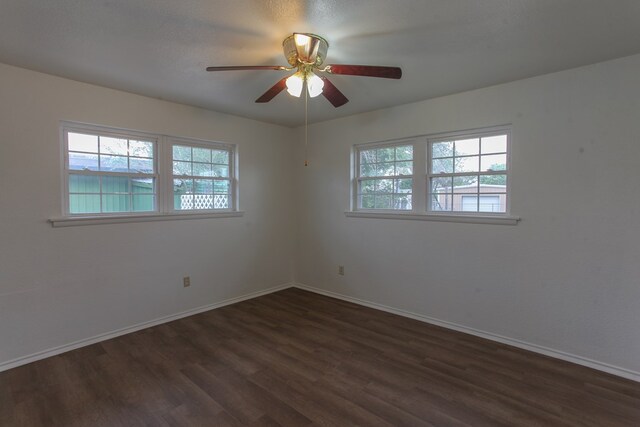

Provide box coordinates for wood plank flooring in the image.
[1,288,639,426]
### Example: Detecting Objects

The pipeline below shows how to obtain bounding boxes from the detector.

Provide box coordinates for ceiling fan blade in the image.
[319,76,349,108]
[206,65,288,72]
[325,64,402,79]
[255,77,288,103]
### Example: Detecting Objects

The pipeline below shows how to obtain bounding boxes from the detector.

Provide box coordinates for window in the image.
[428,132,508,213]
[355,143,413,210]
[66,130,157,214]
[351,126,513,222]
[171,142,232,211]
[62,123,236,218]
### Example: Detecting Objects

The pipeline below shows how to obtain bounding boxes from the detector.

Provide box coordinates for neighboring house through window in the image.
[352,126,511,218]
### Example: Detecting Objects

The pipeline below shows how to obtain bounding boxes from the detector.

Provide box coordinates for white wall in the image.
[2,54,640,380]
[294,54,640,377]
[0,63,295,365]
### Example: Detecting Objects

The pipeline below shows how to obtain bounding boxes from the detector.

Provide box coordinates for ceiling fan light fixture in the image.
[283,33,329,66]
[286,72,304,97]
[306,72,324,98]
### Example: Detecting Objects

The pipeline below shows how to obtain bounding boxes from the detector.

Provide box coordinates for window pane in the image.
[360,163,376,177]
[480,174,507,188]
[174,179,193,210]
[132,194,154,212]
[376,147,395,162]
[69,194,100,214]
[431,194,452,211]
[360,149,376,165]
[69,152,99,171]
[395,161,412,176]
[213,180,230,194]
[102,194,130,212]
[454,156,479,173]
[214,194,229,209]
[431,141,453,158]
[129,157,154,174]
[375,162,395,177]
[461,195,479,212]
[193,147,211,162]
[174,178,193,194]
[100,137,128,156]
[395,145,413,160]
[132,178,154,194]
[68,133,98,153]
[431,177,452,194]
[212,150,229,164]
[102,176,129,193]
[454,138,479,156]
[212,165,229,178]
[376,179,394,193]
[100,155,128,172]
[360,179,375,194]
[175,194,192,210]
[194,179,214,194]
[453,175,478,193]
[360,195,375,209]
[395,178,412,193]
[479,195,504,213]
[173,161,192,176]
[173,145,191,161]
[69,174,99,193]
[393,194,412,210]
[374,195,392,209]
[480,154,507,172]
[431,157,453,174]
[193,162,213,177]
[463,195,504,213]
[481,135,507,154]
[129,140,154,158]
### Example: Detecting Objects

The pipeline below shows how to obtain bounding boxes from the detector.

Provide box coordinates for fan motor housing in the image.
[283,33,329,66]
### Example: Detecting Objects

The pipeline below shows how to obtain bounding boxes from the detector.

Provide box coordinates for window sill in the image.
[49,211,245,228]
[345,210,520,225]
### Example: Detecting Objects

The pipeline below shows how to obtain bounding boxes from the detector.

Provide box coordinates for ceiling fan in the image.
[206,33,402,108]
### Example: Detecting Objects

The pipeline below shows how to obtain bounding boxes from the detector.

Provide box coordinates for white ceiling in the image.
[1,1,640,127]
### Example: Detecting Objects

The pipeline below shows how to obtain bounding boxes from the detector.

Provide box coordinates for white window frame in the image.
[348,125,519,225]
[352,139,418,212]
[427,126,512,216]
[52,122,241,227]
[165,136,237,214]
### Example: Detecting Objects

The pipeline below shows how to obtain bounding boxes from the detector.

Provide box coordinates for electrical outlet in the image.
[338,265,345,276]
[183,276,191,287]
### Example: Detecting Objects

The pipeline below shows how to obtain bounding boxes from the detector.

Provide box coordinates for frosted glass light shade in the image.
[306,73,324,98]
[286,73,304,97]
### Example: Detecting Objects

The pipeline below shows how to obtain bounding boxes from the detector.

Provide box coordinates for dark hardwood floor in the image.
[1,288,639,426]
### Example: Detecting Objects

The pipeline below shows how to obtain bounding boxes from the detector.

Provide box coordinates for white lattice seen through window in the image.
[172,144,232,211]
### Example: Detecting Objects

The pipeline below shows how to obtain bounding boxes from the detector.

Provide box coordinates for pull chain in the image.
[304,82,309,167]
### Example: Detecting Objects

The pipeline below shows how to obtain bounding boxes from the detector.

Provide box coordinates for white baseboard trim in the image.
[293,283,640,383]
[0,282,293,373]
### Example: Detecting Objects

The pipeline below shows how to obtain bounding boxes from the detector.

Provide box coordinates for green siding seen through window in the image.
[66,130,156,215]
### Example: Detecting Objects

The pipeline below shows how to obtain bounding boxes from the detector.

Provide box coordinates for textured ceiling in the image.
[1,1,640,127]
